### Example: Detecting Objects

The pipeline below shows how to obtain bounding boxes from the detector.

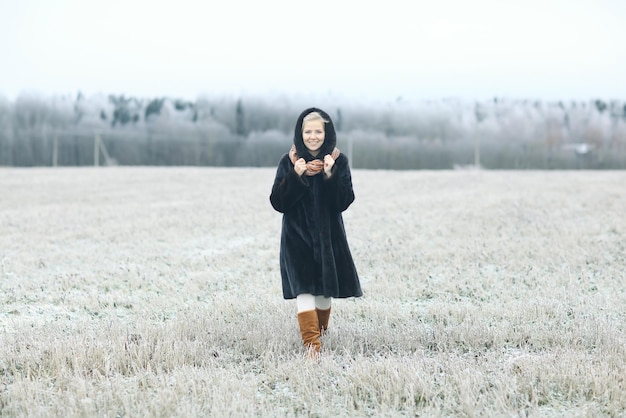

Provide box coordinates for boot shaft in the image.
[297,310,321,353]
[316,307,331,334]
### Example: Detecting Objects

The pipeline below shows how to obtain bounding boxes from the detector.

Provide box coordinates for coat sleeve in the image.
[270,154,309,213]
[324,154,355,212]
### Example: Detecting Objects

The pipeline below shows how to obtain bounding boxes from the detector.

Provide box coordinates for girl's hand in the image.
[294,158,307,176]
[324,155,335,177]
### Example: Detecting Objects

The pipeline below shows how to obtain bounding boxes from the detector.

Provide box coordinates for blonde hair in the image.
[302,111,329,128]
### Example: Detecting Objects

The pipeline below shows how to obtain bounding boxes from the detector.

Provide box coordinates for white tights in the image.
[296,293,332,313]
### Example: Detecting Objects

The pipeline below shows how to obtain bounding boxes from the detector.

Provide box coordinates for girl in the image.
[270,107,362,358]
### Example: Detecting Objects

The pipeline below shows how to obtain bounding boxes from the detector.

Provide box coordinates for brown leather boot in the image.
[297,310,321,358]
[316,307,331,335]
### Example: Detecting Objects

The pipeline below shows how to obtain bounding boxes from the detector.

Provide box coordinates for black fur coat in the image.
[270,108,362,300]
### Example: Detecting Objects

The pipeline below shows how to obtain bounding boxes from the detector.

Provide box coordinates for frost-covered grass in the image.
[1,167,625,417]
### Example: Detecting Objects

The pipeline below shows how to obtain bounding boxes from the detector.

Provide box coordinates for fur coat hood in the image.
[293,107,337,161]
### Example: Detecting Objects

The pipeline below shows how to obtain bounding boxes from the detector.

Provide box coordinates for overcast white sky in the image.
[1,0,625,103]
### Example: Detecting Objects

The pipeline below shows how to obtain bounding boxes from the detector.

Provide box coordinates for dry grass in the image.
[1,167,625,417]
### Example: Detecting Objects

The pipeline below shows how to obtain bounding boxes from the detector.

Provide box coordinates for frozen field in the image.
[1,167,625,417]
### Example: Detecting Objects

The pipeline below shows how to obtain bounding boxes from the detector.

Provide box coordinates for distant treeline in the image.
[1,92,625,169]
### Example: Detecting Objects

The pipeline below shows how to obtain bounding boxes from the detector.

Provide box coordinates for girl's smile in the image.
[302,120,325,156]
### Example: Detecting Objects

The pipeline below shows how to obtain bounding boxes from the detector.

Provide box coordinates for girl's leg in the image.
[314,296,331,310]
[295,294,321,357]
[315,296,332,334]
[296,293,316,312]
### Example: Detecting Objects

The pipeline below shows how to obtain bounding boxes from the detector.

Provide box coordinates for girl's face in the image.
[302,120,325,156]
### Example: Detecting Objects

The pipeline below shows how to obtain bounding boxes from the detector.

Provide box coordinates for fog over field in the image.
[1,167,625,417]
